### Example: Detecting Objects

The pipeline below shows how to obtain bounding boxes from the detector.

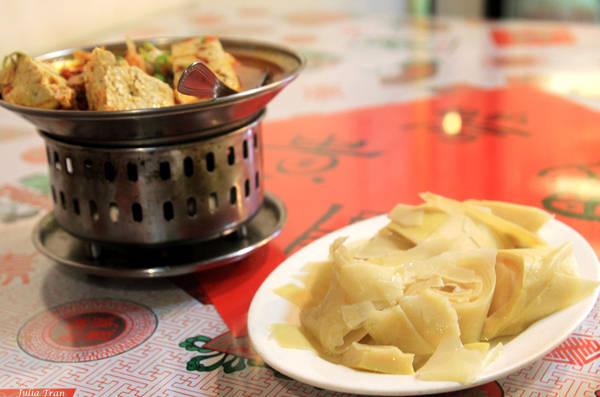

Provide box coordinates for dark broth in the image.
[232,54,285,91]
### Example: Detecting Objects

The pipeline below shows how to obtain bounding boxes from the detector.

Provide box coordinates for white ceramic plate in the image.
[248,215,600,396]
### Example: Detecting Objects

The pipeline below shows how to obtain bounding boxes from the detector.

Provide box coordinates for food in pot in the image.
[272,193,599,383]
[83,47,174,110]
[0,36,240,110]
[127,39,171,81]
[172,36,241,104]
[0,52,75,109]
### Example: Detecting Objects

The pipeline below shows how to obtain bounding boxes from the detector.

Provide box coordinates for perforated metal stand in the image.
[33,192,286,278]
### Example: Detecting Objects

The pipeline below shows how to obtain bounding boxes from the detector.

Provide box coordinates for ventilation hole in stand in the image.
[72,197,80,215]
[227,146,235,165]
[59,191,66,209]
[83,159,93,179]
[104,161,116,181]
[243,140,249,159]
[163,201,174,221]
[208,192,218,214]
[65,157,74,175]
[46,147,52,165]
[206,152,215,172]
[187,197,197,217]
[132,203,143,222]
[127,163,138,182]
[89,200,99,221]
[253,133,258,148]
[109,203,119,223]
[51,186,57,203]
[230,186,237,205]
[54,152,61,171]
[255,171,260,189]
[184,157,194,177]
[159,162,171,180]
[244,179,250,198]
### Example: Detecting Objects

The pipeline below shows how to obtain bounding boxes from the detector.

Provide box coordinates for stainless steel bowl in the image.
[0,37,304,146]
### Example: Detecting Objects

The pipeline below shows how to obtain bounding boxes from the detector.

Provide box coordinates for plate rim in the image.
[248,214,600,396]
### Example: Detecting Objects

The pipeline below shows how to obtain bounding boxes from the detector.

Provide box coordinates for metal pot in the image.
[1,37,303,247]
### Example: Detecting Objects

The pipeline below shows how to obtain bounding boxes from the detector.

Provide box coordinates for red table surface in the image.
[176,84,600,337]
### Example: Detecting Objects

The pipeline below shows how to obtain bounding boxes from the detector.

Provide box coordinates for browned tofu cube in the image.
[0,52,75,109]
[83,48,174,111]
[172,36,240,104]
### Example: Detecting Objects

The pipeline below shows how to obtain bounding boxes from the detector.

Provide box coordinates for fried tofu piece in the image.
[83,47,174,111]
[172,36,240,104]
[0,52,75,109]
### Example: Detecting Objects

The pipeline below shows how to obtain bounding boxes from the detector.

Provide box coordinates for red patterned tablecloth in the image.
[0,4,599,396]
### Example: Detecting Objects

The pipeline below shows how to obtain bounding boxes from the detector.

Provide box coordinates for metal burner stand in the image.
[0,37,303,277]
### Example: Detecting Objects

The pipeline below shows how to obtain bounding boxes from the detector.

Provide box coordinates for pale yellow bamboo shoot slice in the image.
[341,342,415,375]
[466,199,553,232]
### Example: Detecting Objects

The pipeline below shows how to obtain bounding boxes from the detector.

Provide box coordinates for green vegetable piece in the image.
[154,53,169,71]
[2,51,24,69]
[139,46,151,62]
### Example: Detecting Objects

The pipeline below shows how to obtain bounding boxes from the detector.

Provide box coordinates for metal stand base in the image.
[32,192,286,278]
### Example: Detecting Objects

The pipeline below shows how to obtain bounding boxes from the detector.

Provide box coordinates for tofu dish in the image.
[0,36,241,111]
